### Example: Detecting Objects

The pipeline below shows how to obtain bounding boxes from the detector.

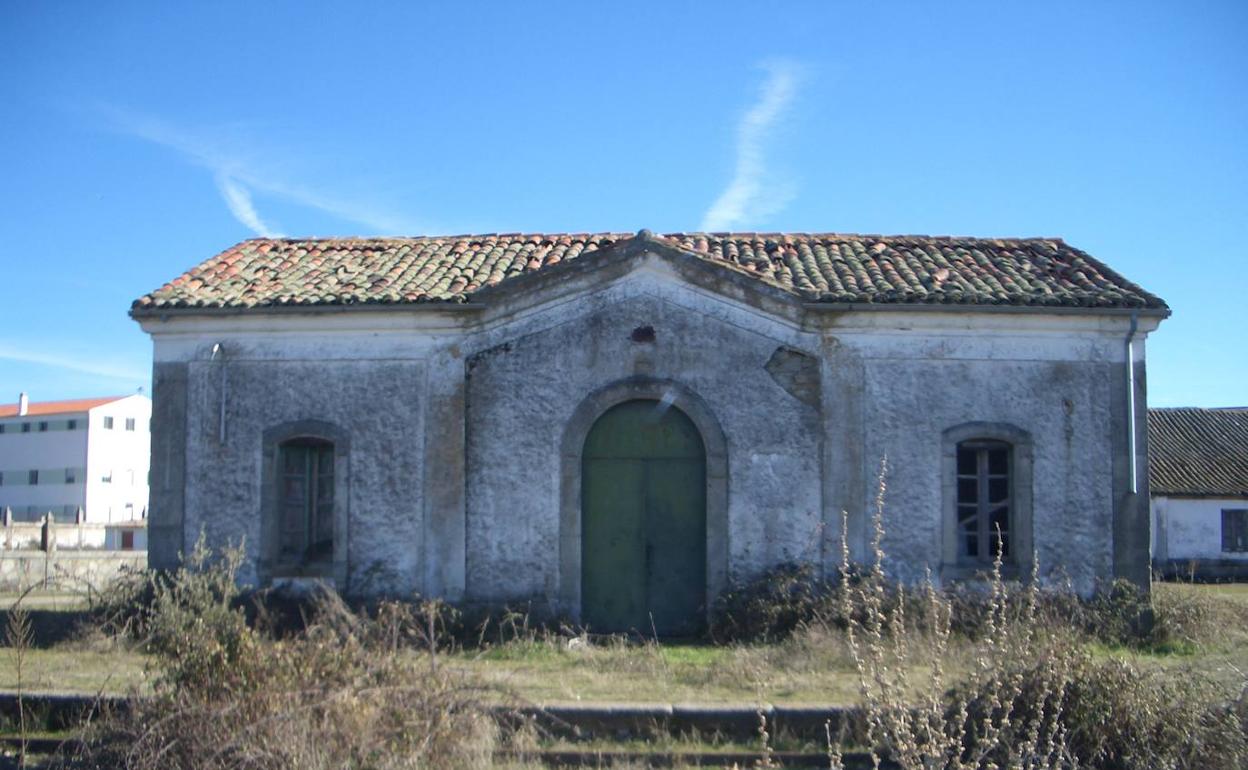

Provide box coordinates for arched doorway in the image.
[581,399,707,635]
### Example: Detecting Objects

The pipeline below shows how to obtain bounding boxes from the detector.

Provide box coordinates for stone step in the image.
[516,703,864,742]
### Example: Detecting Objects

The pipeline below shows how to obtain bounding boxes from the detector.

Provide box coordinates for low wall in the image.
[1,517,148,551]
[1155,558,1248,581]
[0,551,146,593]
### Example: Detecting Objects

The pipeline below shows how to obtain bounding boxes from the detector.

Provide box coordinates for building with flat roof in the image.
[0,393,151,523]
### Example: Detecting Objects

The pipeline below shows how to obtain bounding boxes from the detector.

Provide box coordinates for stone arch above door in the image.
[559,376,728,622]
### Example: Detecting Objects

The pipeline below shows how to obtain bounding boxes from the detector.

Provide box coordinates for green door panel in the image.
[645,458,706,636]
[581,458,646,631]
[581,400,707,636]
[583,401,705,460]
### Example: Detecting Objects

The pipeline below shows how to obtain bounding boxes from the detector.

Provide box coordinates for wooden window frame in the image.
[277,438,336,565]
[955,440,1013,564]
[259,420,350,589]
[941,422,1033,581]
[1223,509,1248,554]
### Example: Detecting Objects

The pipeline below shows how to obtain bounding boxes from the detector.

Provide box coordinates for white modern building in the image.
[1150,407,1248,579]
[0,393,152,523]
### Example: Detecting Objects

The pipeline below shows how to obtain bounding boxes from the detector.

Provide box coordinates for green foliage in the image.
[141,534,257,694]
[709,562,842,643]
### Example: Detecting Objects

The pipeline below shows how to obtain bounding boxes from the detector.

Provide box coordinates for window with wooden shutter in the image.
[278,438,335,563]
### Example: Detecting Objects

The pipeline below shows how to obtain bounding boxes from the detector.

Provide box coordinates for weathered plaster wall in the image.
[141,248,1157,603]
[853,354,1113,592]
[182,356,426,593]
[462,272,824,609]
[1153,496,1248,562]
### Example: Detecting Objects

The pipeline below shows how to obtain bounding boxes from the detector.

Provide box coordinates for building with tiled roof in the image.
[134,230,1168,624]
[1149,407,1248,578]
[133,232,1165,312]
[0,392,151,524]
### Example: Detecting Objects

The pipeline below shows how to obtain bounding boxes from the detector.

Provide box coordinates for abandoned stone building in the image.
[133,230,1167,634]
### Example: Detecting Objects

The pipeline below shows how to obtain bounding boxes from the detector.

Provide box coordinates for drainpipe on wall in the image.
[210,343,227,444]
[1125,312,1139,494]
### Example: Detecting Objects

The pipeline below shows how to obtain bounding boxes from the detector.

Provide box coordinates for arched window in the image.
[277,437,335,565]
[956,439,1012,562]
[942,422,1033,578]
[260,420,349,587]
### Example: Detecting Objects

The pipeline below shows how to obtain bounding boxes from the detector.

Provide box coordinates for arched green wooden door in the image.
[582,399,707,636]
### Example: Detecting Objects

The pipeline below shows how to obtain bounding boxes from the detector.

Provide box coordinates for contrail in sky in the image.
[0,343,147,382]
[216,174,284,237]
[701,61,799,232]
[97,104,417,236]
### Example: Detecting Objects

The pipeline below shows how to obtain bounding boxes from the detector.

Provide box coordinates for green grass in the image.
[0,592,90,611]
[0,646,149,694]
[0,581,1244,704]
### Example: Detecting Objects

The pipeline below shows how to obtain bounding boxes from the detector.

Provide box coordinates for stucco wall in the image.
[182,357,426,592]
[141,248,1155,603]
[856,356,1113,590]
[463,279,824,607]
[1153,496,1248,562]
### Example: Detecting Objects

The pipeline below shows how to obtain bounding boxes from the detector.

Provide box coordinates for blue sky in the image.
[0,1,1244,407]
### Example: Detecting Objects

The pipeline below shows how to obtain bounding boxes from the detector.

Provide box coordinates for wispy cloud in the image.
[216,174,284,237]
[701,61,800,232]
[96,105,418,236]
[0,343,147,383]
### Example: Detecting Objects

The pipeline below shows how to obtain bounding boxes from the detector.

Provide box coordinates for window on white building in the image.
[103,416,114,429]
[37,421,48,432]
[1223,510,1248,553]
[125,418,136,431]
[21,423,31,433]
[28,470,38,486]
[66,419,77,430]
[65,468,76,484]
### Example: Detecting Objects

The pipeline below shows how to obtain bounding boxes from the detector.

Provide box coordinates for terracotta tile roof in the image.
[132,232,1167,312]
[1148,408,1248,497]
[0,396,129,419]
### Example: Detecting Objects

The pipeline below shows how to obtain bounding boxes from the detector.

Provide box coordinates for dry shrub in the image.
[1150,581,1248,651]
[831,458,1248,770]
[709,562,841,643]
[1060,657,1247,770]
[68,540,504,770]
[832,459,1081,770]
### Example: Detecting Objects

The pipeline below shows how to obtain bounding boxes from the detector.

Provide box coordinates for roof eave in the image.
[129,301,485,320]
[802,302,1170,317]
[130,299,1172,320]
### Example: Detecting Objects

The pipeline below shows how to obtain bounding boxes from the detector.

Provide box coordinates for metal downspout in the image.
[1125,312,1139,494]
[210,343,227,444]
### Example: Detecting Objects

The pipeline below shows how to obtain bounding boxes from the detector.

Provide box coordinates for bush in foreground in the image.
[830,460,1248,770]
[70,539,503,770]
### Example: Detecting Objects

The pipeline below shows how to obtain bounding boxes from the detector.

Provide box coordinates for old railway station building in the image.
[134,230,1167,634]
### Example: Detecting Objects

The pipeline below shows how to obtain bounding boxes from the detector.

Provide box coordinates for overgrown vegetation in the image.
[66,538,507,770]
[7,500,1241,769]
[823,460,1248,770]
